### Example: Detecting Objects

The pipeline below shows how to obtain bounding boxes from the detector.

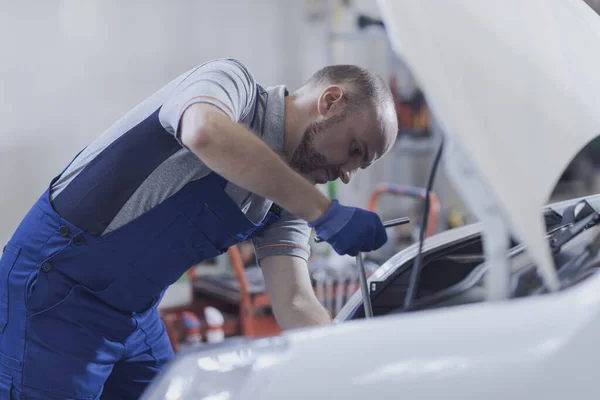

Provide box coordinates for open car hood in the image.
[378,0,600,286]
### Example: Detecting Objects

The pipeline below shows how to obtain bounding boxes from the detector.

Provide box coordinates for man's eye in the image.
[351,143,361,157]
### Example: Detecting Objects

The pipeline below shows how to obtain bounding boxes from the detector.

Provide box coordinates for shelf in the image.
[394,136,440,156]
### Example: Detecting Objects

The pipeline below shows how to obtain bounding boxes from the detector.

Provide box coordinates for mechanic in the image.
[0,58,398,398]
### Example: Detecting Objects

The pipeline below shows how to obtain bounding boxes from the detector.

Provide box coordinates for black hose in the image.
[404,138,445,309]
[357,14,385,30]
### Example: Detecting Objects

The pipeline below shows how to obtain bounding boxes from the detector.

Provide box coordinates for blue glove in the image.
[309,200,387,256]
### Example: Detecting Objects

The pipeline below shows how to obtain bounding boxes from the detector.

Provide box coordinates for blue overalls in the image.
[0,103,280,399]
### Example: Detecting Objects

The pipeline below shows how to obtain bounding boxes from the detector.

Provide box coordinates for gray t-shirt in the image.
[50,58,311,262]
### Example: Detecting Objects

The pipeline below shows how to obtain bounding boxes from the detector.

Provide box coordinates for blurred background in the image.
[2,0,600,346]
[0,0,457,246]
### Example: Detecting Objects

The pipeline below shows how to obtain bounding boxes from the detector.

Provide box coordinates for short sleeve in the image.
[252,209,312,263]
[159,58,256,138]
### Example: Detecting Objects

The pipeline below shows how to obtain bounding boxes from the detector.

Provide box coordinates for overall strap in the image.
[50,146,88,185]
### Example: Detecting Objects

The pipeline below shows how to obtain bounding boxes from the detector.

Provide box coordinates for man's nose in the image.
[339,168,356,184]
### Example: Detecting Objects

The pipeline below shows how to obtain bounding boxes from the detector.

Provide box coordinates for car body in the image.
[141,194,600,400]
[141,0,600,399]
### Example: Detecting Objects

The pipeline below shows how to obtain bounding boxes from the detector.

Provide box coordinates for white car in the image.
[141,1,600,399]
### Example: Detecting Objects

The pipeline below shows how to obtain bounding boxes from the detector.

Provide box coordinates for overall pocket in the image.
[0,243,21,334]
[132,212,222,289]
[24,281,132,399]
[199,202,257,247]
[26,261,114,318]
[0,372,12,400]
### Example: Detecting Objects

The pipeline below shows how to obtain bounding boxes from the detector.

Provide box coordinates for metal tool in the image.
[314,216,411,319]
[356,253,372,318]
[313,217,410,243]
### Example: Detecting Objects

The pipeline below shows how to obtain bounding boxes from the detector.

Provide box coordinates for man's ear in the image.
[317,85,345,117]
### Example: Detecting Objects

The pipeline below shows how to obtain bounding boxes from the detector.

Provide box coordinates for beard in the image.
[289,114,346,174]
[289,121,327,174]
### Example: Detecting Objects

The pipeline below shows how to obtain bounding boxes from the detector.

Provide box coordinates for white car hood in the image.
[378,0,600,287]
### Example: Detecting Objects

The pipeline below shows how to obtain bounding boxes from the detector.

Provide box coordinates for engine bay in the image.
[349,203,600,320]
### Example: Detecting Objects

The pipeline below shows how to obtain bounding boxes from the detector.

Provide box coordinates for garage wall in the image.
[0,0,334,244]
[0,0,446,246]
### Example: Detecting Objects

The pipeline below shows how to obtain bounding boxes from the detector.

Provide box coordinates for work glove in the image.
[309,200,387,256]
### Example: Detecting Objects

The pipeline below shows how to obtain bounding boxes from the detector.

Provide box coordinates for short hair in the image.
[303,65,394,115]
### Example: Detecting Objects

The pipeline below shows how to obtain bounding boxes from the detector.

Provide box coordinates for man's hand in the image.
[309,200,387,256]
[260,255,331,330]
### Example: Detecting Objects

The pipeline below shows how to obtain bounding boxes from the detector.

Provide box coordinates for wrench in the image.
[313,217,410,243]
[314,216,411,319]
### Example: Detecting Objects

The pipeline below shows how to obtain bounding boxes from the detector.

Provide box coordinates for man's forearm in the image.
[261,255,332,330]
[181,104,331,223]
[276,295,331,330]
